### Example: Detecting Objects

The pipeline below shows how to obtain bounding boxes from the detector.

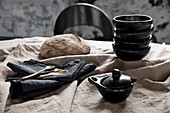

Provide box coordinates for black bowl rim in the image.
[114,24,154,34]
[114,35,152,44]
[113,14,153,23]
[113,43,151,53]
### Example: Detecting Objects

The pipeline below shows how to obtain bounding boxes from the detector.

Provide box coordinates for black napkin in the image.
[6,59,96,100]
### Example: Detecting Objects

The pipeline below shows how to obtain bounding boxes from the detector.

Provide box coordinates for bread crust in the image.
[40,34,91,58]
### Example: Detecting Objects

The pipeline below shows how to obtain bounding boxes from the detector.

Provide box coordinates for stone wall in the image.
[0,0,169,43]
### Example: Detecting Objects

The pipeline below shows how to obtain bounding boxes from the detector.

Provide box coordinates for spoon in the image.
[38,69,67,78]
[21,65,55,80]
[53,68,67,73]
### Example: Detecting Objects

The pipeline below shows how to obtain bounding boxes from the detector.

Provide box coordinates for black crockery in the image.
[113,14,153,32]
[113,44,151,61]
[114,24,154,41]
[113,14,153,61]
[88,69,136,103]
[114,35,152,50]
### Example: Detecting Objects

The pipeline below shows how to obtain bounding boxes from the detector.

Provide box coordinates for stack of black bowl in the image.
[112,14,154,61]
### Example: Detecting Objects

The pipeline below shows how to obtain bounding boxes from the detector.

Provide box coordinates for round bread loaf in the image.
[40,34,91,58]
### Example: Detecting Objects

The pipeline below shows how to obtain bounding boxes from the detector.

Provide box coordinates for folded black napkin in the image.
[6,59,96,100]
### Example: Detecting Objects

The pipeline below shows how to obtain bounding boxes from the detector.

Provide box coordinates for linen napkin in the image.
[6,59,96,100]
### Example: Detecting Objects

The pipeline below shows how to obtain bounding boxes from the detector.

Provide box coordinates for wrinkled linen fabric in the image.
[0,37,169,113]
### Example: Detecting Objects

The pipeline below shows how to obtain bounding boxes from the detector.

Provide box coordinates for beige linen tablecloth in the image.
[0,37,170,113]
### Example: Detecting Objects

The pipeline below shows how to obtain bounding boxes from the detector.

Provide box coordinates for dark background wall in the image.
[0,0,169,43]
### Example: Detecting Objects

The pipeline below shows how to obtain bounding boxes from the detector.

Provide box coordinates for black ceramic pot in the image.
[113,44,151,61]
[114,36,151,50]
[88,69,136,103]
[113,14,153,32]
[114,25,154,41]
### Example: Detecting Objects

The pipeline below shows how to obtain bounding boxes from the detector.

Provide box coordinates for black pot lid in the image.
[101,69,135,89]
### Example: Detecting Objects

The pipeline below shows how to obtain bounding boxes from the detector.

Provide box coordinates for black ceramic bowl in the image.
[113,14,153,32]
[113,44,151,61]
[114,35,152,50]
[114,24,154,41]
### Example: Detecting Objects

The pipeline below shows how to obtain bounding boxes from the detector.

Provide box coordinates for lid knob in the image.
[112,69,121,80]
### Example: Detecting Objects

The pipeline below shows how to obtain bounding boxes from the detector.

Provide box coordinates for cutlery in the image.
[21,65,55,80]
[38,69,67,78]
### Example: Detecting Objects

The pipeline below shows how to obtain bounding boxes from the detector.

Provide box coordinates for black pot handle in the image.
[131,78,137,83]
[88,76,107,89]
[88,76,99,85]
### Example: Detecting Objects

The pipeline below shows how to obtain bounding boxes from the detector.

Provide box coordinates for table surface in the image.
[0,37,170,113]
